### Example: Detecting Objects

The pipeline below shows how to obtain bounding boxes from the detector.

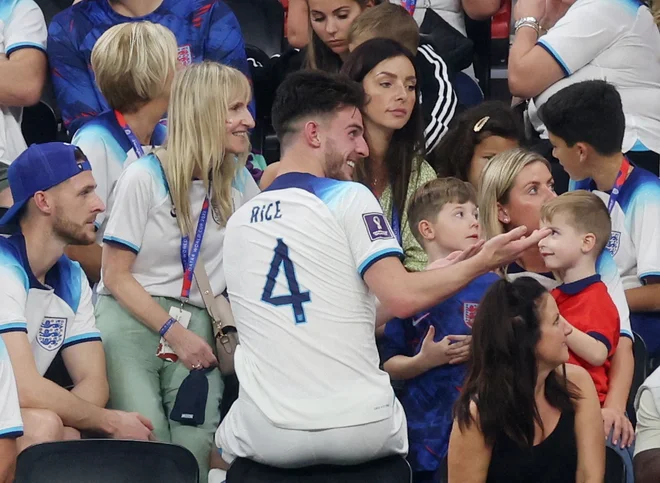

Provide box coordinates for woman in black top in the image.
[449,277,604,482]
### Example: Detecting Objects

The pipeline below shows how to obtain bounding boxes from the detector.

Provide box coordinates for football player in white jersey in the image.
[0,143,154,451]
[216,70,550,469]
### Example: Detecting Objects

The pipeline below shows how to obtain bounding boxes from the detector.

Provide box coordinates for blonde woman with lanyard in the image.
[69,21,178,283]
[95,61,258,482]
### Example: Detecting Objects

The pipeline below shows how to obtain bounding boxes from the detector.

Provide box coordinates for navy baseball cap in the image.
[0,143,92,227]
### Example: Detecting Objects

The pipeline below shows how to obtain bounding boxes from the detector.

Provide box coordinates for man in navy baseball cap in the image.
[0,142,106,249]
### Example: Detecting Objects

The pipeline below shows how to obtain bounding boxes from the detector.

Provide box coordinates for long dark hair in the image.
[431,101,523,181]
[340,38,425,220]
[304,0,372,73]
[454,277,580,448]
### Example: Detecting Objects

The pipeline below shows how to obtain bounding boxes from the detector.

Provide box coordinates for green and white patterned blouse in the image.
[377,160,436,272]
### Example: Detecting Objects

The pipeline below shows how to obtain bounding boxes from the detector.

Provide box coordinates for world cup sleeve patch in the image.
[363,213,394,241]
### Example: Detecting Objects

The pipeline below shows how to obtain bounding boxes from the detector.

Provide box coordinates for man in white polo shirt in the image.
[508,0,660,175]
[216,71,550,470]
[0,142,155,449]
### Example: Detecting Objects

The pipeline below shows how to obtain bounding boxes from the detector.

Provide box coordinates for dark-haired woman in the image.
[341,38,435,271]
[449,277,605,482]
[431,101,523,188]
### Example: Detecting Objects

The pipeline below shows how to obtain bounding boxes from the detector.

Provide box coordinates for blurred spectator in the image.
[478,148,637,456]
[47,0,252,134]
[348,2,457,154]
[283,0,310,48]
[542,81,660,363]
[431,101,523,187]
[216,69,547,470]
[396,0,501,34]
[449,277,604,482]
[0,0,47,209]
[634,367,660,483]
[0,336,21,482]
[509,0,660,176]
[342,39,435,272]
[96,62,258,483]
[381,178,498,482]
[67,21,178,283]
[0,143,154,451]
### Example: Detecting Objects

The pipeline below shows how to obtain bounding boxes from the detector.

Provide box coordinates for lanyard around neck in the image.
[606,157,631,214]
[115,110,145,159]
[179,198,210,302]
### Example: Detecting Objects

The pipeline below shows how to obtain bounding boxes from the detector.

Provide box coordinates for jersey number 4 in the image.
[261,239,311,324]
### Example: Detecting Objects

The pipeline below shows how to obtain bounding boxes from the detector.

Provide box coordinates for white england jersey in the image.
[0,0,46,165]
[98,153,260,307]
[529,0,660,153]
[507,251,633,339]
[224,173,404,431]
[571,167,660,291]
[0,234,101,375]
[0,336,22,439]
[71,111,166,241]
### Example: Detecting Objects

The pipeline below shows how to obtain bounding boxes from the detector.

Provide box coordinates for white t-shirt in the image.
[406,0,467,37]
[0,336,22,439]
[223,173,404,431]
[0,234,101,376]
[506,251,633,340]
[571,167,660,291]
[529,0,660,153]
[71,110,166,240]
[0,0,47,165]
[98,153,260,308]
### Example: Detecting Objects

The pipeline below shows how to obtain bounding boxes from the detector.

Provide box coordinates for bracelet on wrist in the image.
[514,16,541,36]
[159,317,177,337]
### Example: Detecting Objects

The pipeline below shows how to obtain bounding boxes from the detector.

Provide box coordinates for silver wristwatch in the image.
[514,16,541,35]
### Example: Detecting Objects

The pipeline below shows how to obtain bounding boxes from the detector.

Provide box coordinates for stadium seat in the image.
[225,0,286,58]
[226,455,412,483]
[628,332,649,427]
[14,440,199,483]
[436,455,448,483]
[605,446,626,483]
[21,100,58,146]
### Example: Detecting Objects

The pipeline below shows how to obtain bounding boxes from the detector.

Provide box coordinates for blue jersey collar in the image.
[557,274,601,295]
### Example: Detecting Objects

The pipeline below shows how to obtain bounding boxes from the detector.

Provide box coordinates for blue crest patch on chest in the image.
[37,318,67,351]
[606,231,621,256]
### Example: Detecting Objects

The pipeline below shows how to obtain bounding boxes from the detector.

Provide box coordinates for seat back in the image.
[225,0,285,58]
[21,101,58,146]
[628,332,649,426]
[226,455,412,483]
[15,440,199,483]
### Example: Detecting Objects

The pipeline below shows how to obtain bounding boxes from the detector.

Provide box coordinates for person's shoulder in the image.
[72,111,118,142]
[624,166,660,207]
[268,173,372,204]
[120,153,168,192]
[409,159,436,189]
[50,0,101,28]
[562,363,593,390]
[0,236,29,289]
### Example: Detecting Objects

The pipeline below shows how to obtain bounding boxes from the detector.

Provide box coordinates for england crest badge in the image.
[463,303,478,328]
[38,318,67,351]
[606,231,621,256]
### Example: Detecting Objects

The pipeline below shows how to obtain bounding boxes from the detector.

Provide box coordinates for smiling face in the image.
[428,200,480,253]
[309,0,367,56]
[225,96,255,155]
[322,105,369,180]
[538,213,589,271]
[499,161,556,234]
[361,55,417,132]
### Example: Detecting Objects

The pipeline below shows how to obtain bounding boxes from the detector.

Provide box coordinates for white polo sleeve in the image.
[4,0,46,56]
[0,264,28,336]
[536,0,623,76]
[598,251,633,339]
[0,337,22,439]
[635,389,660,456]
[339,183,403,277]
[62,266,101,349]
[629,189,660,281]
[102,160,156,254]
[72,128,112,230]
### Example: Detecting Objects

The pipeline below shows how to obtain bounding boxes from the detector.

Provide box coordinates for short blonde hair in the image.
[163,61,252,235]
[478,148,551,240]
[541,191,611,256]
[408,177,477,246]
[348,2,420,54]
[91,21,178,113]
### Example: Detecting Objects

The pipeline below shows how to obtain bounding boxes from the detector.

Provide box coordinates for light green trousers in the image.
[95,295,223,483]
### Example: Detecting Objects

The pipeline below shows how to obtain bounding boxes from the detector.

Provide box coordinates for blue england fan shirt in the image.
[47,0,253,133]
[380,272,500,471]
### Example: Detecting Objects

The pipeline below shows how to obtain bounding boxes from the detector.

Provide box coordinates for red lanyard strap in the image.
[115,110,145,159]
[607,157,631,214]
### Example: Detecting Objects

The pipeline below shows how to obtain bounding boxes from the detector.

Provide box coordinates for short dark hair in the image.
[539,80,625,156]
[271,70,365,145]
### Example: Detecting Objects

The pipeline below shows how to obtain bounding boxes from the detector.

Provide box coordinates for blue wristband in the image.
[159,317,177,337]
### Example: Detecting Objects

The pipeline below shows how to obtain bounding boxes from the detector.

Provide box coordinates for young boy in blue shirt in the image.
[379,178,499,483]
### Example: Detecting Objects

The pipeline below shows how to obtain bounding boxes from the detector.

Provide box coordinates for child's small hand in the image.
[446,335,472,364]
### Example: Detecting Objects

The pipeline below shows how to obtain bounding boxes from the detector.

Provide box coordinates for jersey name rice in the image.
[223,173,403,430]
[0,234,101,375]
